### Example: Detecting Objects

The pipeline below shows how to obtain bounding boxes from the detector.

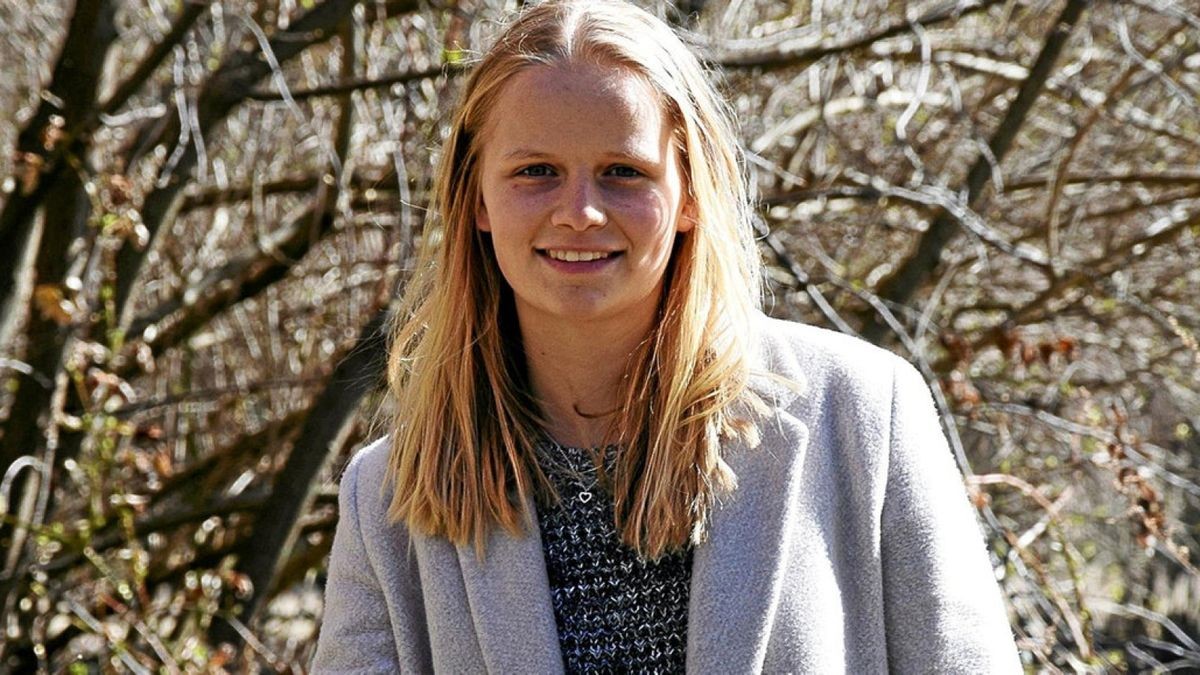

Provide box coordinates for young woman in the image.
[312,1,1020,672]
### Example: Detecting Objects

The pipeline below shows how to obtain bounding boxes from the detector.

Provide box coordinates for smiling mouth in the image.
[539,249,619,262]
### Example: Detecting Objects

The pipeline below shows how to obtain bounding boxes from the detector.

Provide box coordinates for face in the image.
[474,62,691,335]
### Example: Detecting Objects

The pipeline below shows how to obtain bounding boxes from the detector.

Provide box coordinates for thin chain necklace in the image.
[535,439,616,505]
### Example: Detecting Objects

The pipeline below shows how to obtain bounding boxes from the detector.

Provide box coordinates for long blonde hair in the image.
[384,0,763,559]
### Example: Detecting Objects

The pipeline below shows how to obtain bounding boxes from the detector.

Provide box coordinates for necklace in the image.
[535,439,615,505]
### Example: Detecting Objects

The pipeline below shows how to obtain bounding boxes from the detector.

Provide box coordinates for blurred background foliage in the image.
[0,0,1198,671]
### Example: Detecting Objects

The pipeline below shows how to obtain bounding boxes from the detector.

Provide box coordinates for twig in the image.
[245,63,454,101]
[1006,169,1200,191]
[0,358,53,389]
[1002,525,1095,661]
[1092,599,1200,655]
[41,491,268,574]
[969,473,1063,514]
[99,2,210,117]
[957,206,1199,364]
[985,402,1200,498]
[219,613,282,664]
[845,169,1053,268]
[112,0,367,323]
[208,308,388,649]
[1041,26,1183,259]
[712,0,1005,70]
[65,598,154,674]
[753,216,860,336]
[108,377,323,418]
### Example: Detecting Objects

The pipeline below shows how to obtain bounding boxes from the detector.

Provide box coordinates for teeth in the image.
[545,250,612,262]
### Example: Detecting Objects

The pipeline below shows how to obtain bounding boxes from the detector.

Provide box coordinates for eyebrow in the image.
[502,149,549,161]
[500,148,661,164]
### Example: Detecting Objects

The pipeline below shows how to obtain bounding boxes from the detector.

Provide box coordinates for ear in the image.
[475,195,491,232]
[676,196,697,233]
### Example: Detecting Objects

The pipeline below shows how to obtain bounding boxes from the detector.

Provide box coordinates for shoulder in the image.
[342,435,392,485]
[343,435,392,477]
[338,436,395,526]
[748,312,912,410]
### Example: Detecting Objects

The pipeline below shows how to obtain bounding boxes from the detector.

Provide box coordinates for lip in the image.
[536,248,622,273]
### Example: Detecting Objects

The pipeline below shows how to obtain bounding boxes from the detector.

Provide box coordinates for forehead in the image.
[479,63,673,155]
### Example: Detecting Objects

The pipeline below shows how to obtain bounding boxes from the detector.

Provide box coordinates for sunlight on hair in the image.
[382,0,765,560]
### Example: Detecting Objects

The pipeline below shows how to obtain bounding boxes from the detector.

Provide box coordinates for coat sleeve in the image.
[880,360,1021,673]
[311,448,403,673]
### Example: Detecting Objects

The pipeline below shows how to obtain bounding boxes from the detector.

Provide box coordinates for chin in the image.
[522,298,620,325]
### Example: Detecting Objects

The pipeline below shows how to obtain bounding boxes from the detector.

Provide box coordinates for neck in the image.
[519,311,656,449]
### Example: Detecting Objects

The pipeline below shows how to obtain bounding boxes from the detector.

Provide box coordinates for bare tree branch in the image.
[207,308,388,651]
[98,1,210,119]
[0,0,119,318]
[110,0,400,323]
[122,31,373,373]
[176,170,399,211]
[123,203,341,357]
[0,0,119,528]
[1042,26,1184,258]
[245,63,452,101]
[712,0,1005,71]
[860,0,1090,343]
[959,206,1200,362]
[1006,169,1200,191]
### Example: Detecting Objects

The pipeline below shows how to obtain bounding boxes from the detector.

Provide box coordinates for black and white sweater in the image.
[534,441,692,674]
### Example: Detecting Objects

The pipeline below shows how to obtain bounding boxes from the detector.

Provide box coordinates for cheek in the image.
[610,191,682,260]
[485,189,556,235]
[610,190,675,231]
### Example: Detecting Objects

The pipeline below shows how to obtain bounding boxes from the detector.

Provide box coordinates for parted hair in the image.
[383,0,764,560]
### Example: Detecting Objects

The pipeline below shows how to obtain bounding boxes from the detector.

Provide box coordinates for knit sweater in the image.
[534,441,691,673]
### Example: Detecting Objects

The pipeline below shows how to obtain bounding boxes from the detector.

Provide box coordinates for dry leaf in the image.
[16,151,44,195]
[107,173,134,206]
[33,283,73,326]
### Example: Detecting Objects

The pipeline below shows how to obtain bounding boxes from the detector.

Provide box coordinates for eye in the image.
[607,165,643,179]
[517,164,555,178]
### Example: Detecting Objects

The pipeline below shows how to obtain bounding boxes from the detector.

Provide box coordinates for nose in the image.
[552,175,606,231]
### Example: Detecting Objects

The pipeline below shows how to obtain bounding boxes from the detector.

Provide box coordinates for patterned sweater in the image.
[534,441,691,673]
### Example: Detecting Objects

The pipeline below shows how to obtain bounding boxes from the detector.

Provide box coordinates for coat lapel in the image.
[451,315,808,672]
[687,337,810,671]
[455,500,565,673]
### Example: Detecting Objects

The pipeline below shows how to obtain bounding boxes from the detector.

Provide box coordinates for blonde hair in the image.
[384,0,763,559]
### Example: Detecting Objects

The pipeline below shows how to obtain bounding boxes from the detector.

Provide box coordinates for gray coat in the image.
[311,316,1021,673]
